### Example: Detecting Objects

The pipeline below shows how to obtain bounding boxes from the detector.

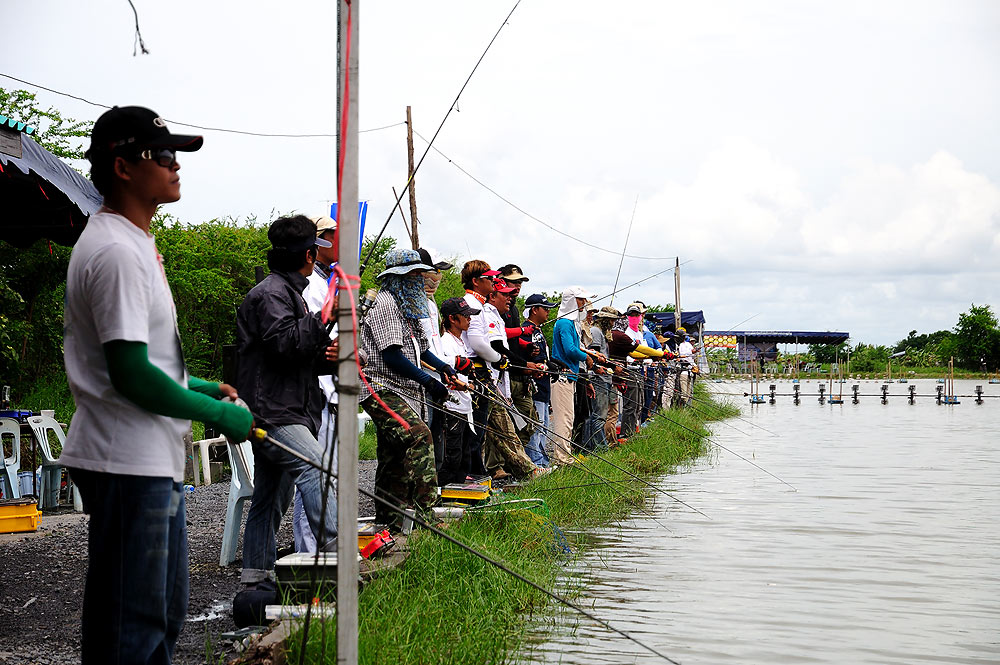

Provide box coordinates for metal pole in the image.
[336,0,359,662]
[673,257,681,331]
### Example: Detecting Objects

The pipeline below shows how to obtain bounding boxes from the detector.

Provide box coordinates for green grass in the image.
[359,422,376,460]
[283,386,738,665]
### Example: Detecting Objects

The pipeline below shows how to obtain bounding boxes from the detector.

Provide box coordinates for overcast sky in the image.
[5,0,999,345]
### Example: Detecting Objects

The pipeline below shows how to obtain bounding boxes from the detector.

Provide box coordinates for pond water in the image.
[523,379,1000,665]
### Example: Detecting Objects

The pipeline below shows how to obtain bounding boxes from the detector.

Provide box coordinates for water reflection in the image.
[523,380,1000,664]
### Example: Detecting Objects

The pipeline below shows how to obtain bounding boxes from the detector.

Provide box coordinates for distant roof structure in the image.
[0,117,100,248]
[703,330,850,345]
[644,311,706,329]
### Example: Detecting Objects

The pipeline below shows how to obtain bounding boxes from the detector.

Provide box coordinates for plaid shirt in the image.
[359,290,429,418]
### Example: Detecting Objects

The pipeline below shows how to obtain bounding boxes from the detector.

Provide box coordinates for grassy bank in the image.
[282,387,738,665]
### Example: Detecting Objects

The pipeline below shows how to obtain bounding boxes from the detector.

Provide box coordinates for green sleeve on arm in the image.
[103,341,252,440]
[188,376,223,398]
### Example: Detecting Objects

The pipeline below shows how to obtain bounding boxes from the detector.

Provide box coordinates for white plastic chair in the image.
[0,418,21,499]
[26,415,83,511]
[191,435,227,486]
[220,438,255,566]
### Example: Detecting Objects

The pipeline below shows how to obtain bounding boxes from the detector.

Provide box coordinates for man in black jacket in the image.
[236,215,339,587]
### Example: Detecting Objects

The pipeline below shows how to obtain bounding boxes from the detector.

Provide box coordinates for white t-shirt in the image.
[60,211,189,481]
[623,326,644,365]
[678,340,695,365]
[419,297,445,362]
[439,331,473,415]
[303,266,338,405]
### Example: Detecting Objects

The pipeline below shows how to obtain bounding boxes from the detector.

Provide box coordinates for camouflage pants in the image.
[509,375,538,448]
[484,399,537,479]
[361,391,438,530]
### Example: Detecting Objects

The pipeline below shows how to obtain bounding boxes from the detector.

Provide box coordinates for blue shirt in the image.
[552,319,589,382]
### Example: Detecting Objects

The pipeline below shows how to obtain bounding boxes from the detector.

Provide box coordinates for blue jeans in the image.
[243,423,338,583]
[526,399,551,467]
[294,407,337,553]
[587,379,611,449]
[72,469,187,665]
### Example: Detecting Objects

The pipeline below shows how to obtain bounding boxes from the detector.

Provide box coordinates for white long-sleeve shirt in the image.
[461,292,501,363]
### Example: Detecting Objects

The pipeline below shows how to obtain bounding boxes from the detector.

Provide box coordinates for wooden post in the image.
[405,106,419,250]
[673,257,681,331]
[337,1,360,663]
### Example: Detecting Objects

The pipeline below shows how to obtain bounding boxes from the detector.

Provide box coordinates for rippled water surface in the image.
[524,379,1000,664]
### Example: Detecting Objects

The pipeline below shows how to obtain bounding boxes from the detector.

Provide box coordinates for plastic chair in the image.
[26,415,83,512]
[220,438,255,566]
[0,418,21,499]
[191,435,227,486]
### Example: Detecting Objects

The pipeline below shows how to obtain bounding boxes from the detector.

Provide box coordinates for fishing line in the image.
[469,373,711,519]
[371,376,681,533]
[540,262,693,329]
[0,72,404,138]
[249,428,685,665]
[610,196,639,307]
[359,0,523,276]
[411,129,678,261]
[645,408,797,491]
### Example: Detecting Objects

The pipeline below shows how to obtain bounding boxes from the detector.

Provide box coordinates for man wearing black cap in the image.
[236,215,341,589]
[497,265,544,456]
[62,106,252,663]
[523,294,558,467]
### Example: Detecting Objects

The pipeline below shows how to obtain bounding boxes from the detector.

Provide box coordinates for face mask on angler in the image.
[423,272,442,296]
[627,315,642,332]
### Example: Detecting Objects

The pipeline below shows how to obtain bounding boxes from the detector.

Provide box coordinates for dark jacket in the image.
[236,270,333,434]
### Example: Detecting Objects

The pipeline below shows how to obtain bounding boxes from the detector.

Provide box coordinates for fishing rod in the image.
[246,426,684,665]
[609,196,639,308]
[642,407,797,491]
[539,262,694,328]
[469,373,712,519]
[371,376,684,532]
[359,0,523,276]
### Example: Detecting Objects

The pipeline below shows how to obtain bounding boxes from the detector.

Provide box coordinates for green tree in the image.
[809,342,848,364]
[0,87,90,161]
[953,304,1000,370]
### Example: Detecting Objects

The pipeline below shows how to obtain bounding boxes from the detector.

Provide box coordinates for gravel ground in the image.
[0,460,377,665]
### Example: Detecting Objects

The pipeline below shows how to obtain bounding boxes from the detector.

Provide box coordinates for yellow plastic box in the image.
[0,498,40,534]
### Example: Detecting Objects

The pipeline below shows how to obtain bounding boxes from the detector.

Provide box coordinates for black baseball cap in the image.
[441,297,480,318]
[85,106,203,160]
[524,294,557,309]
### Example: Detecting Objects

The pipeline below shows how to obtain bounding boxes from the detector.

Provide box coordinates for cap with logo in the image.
[625,303,643,315]
[492,278,517,294]
[441,297,481,318]
[86,106,203,160]
[499,265,529,283]
[524,293,557,309]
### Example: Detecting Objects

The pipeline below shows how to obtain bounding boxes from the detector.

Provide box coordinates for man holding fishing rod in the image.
[61,106,253,664]
[235,215,342,591]
[358,249,458,531]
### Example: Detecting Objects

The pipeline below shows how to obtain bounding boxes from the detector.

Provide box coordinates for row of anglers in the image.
[52,105,702,660]
[228,214,702,581]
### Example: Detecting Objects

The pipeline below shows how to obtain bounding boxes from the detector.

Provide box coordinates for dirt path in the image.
[0,461,377,665]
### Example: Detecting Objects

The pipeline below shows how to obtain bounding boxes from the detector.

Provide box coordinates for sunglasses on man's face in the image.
[138,148,178,169]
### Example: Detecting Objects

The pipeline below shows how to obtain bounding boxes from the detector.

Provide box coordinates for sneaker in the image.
[532,467,553,479]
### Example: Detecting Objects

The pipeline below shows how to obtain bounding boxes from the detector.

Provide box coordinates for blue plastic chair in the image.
[26,415,82,511]
[0,418,21,499]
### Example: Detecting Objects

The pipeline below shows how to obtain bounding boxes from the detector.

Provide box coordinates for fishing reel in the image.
[357,288,378,320]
